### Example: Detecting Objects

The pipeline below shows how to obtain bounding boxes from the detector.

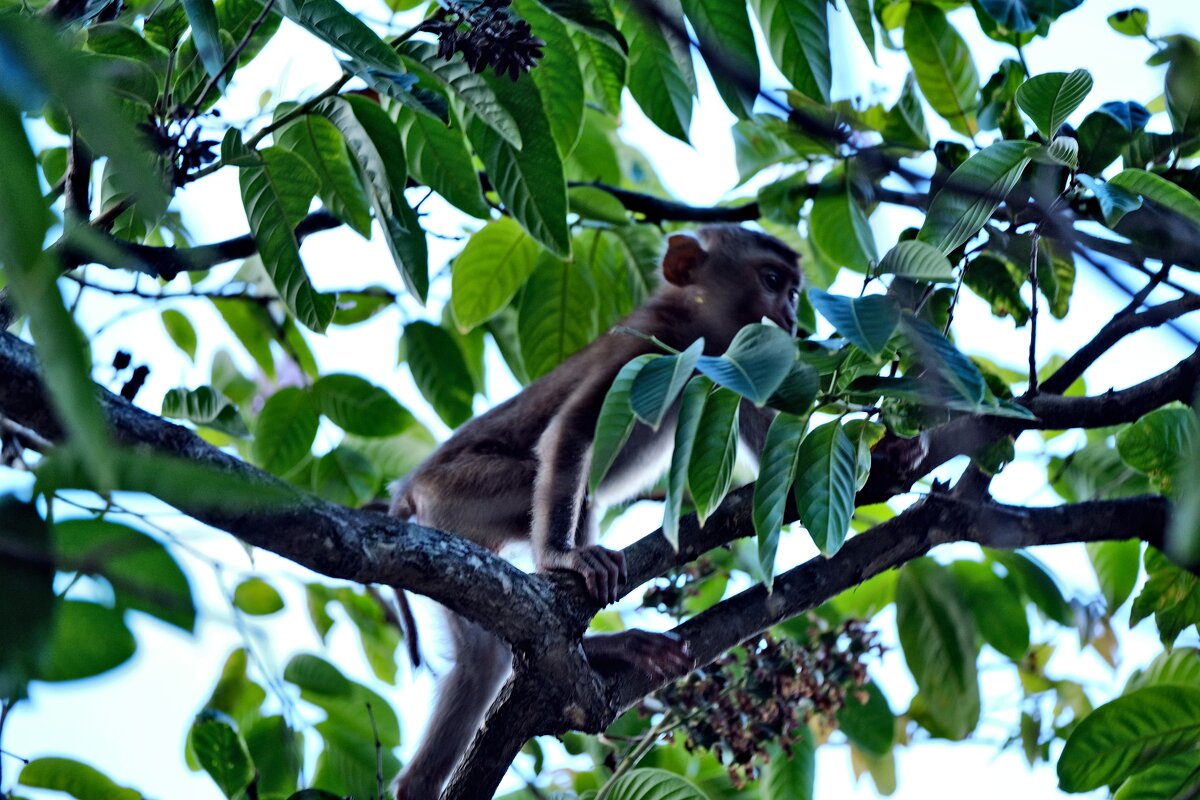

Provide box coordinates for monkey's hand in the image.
[537,545,627,604]
[583,630,693,679]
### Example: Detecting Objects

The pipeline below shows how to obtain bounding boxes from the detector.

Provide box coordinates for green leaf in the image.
[1109,169,1200,232]
[836,680,894,758]
[37,600,137,682]
[518,252,598,379]
[884,72,930,150]
[1130,548,1200,646]
[793,420,856,554]
[750,0,830,103]
[1117,406,1195,491]
[896,558,980,740]
[237,145,333,332]
[1081,174,1143,227]
[809,290,899,358]
[877,240,956,282]
[752,412,807,585]
[1169,399,1200,565]
[950,560,1029,660]
[1058,686,1200,792]
[845,0,876,61]
[901,313,987,406]
[313,446,379,507]
[686,385,741,524]
[182,0,224,81]
[1086,540,1141,613]
[331,289,393,326]
[1113,750,1200,800]
[764,730,815,800]
[681,0,758,117]
[161,309,199,362]
[989,549,1074,625]
[273,0,402,77]
[1015,69,1093,139]
[0,101,113,489]
[590,354,656,492]
[189,710,255,799]
[252,387,319,474]
[1126,648,1200,693]
[162,385,249,438]
[403,320,476,428]
[1108,7,1150,37]
[630,340,704,430]
[311,373,412,437]
[1077,101,1150,175]
[513,0,584,154]
[569,186,629,224]
[903,4,979,136]
[620,0,695,142]
[399,111,490,218]
[606,767,706,800]
[18,757,140,800]
[466,74,570,255]
[767,360,819,414]
[918,140,1040,254]
[1165,35,1200,136]
[325,95,428,302]
[576,28,626,115]
[810,169,877,270]
[451,218,541,330]
[275,109,372,237]
[0,497,53,699]
[397,40,520,148]
[233,577,285,615]
[55,518,195,632]
[662,376,709,549]
[695,323,798,404]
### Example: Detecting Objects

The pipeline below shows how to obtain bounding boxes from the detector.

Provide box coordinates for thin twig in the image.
[182,0,279,129]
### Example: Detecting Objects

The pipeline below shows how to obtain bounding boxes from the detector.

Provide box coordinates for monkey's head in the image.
[661,225,803,346]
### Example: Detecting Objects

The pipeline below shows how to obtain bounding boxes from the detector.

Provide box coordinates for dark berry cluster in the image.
[641,557,719,618]
[644,619,881,787]
[425,0,544,80]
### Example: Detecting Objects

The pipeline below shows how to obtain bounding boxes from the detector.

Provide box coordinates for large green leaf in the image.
[1086,540,1141,613]
[764,730,815,800]
[1058,686,1200,792]
[55,519,195,632]
[663,376,709,549]
[1116,406,1195,491]
[989,549,1074,625]
[949,560,1029,660]
[272,0,402,77]
[695,323,797,404]
[619,0,695,142]
[751,0,831,103]
[686,385,741,524]
[37,600,137,682]
[845,0,876,61]
[275,108,372,237]
[182,0,224,80]
[896,558,980,739]
[1076,100,1149,175]
[809,169,877,270]
[0,101,113,488]
[903,4,979,136]
[311,373,412,437]
[877,240,956,283]
[397,40,520,148]
[590,354,656,492]
[403,321,476,428]
[1130,548,1200,647]
[1113,751,1200,800]
[809,290,899,358]
[237,144,333,332]
[252,387,319,474]
[681,0,758,118]
[1015,69,1093,139]
[606,768,706,800]
[836,680,894,758]
[466,75,570,255]
[1165,35,1200,137]
[518,252,598,379]
[399,111,490,218]
[1126,649,1200,694]
[514,0,584,154]
[451,217,541,330]
[576,27,626,114]
[189,710,255,799]
[19,757,140,800]
[918,140,1039,255]
[0,497,53,700]
[793,420,856,555]
[752,411,807,584]
[323,95,428,302]
[1108,169,1200,231]
[630,340,704,430]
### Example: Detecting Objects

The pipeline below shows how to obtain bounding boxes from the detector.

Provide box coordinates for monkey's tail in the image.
[387,478,424,668]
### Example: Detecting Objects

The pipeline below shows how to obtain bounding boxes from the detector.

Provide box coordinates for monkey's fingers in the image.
[575,545,625,605]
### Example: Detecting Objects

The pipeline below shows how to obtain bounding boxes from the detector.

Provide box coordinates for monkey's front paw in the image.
[540,545,627,604]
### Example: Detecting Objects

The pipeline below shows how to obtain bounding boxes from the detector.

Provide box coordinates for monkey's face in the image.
[695,226,802,338]
[745,252,801,336]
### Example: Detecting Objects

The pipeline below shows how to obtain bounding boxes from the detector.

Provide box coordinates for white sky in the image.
[5,1,1200,799]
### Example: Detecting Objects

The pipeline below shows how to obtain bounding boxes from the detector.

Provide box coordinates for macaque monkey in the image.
[389,224,803,799]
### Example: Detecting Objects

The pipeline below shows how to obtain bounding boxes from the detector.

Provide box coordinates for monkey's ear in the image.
[662,234,706,286]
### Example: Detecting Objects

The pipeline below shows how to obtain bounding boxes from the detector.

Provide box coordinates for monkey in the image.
[389,224,803,799]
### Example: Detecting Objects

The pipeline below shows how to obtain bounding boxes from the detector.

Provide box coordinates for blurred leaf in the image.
[764,729,815,800]
[950,560,1029,659]
[189,710,254,799]
[989,549,1074,625]
[837,680,894,758]
[810,169,877,270]
[161,309,199,362]
[1130,548,1200,647]
[253,387,319,473]
[18,757,140,800]
[311,374,413,437]
[233,577,285,616]
[1113,750,1200,800]
[37,600,136,682]
[682,0,758,117]
[162,386,249,438]
[403,321,475,428]
[0,497,53,699]
[1086,539,1141,613]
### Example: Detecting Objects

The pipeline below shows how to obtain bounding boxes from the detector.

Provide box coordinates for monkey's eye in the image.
[762,270,783,292]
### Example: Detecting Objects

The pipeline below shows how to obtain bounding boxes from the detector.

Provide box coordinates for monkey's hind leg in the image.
[392,611,511,800]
